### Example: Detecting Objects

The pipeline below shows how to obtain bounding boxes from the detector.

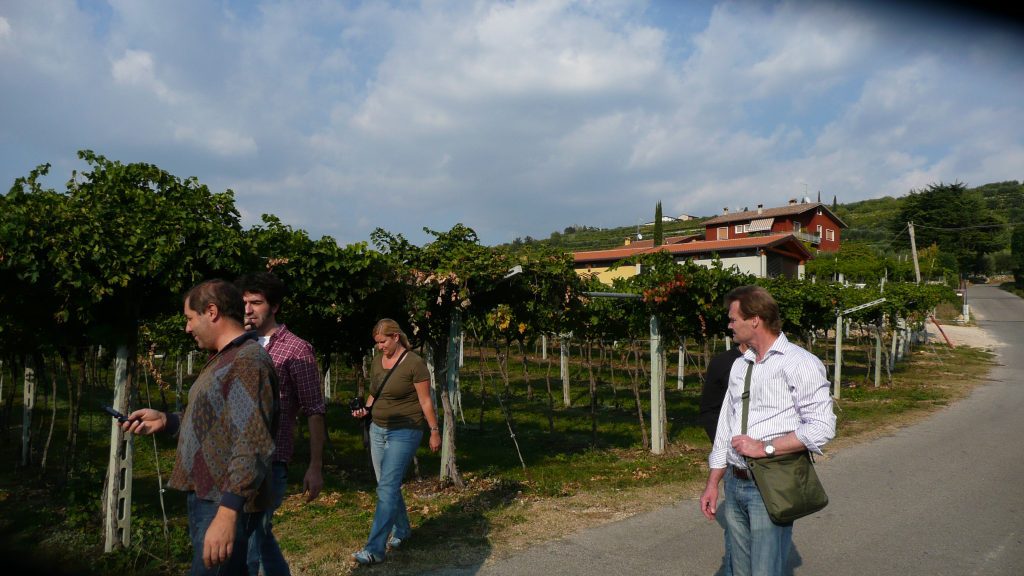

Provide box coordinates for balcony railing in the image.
[791,231,821,244]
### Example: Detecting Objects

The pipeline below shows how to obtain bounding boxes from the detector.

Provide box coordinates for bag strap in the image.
[741,361,753,435]
[369,349,409,400]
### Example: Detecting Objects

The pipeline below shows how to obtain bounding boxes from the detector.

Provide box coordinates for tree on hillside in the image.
[653,202,664,247]
[835,195,903,244]
[1012,224,1024,287]
[974,181,1024,225]
[895,182,1006,275]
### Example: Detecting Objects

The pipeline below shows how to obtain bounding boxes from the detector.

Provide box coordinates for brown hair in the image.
[185,279,245,325]
[372,318,412,349]
[234,271,289,309]
[724,285,782,335]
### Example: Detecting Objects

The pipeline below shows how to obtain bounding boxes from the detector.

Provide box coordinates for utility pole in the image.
[908,221,921,284]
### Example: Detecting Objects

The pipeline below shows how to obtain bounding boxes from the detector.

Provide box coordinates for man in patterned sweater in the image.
[236,271,326,576]
[125,279,278,576]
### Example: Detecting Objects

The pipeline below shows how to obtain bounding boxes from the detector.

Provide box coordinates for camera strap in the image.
[369,349,409,402]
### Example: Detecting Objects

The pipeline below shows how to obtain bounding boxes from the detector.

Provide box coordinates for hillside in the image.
[512,181,1022,254]
[507,218,709,252]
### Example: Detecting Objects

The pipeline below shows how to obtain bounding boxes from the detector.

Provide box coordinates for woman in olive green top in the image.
[350,319,441,565]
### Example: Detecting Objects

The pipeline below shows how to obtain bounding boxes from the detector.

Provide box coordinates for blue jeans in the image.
[365,423,422,557]
[723,472,792,576]
[247,462,291,576]
[716,497,734,576]
[187,493,260,576]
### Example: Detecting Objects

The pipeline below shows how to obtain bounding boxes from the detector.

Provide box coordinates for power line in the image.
[912,222,1016,231]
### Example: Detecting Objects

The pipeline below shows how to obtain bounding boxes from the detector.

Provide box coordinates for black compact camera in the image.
[103,405,136,424]
[349,397,365,412]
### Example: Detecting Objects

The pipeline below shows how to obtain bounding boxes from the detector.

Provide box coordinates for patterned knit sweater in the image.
[165,332,279,512]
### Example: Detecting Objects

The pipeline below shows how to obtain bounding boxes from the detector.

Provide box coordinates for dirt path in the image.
[925,316,1004,350]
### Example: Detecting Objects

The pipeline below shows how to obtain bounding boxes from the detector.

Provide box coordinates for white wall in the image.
[691,255,764,276]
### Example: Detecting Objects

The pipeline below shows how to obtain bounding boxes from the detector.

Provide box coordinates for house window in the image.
[825,228,835,241]
[735,224,748,234]
[792,221,801,232]
[717,226,728,240]
[816,225,823,237]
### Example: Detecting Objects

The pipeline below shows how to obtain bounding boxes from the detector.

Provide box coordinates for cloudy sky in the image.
[1,1,1022,246]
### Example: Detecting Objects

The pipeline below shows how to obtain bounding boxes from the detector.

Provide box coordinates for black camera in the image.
[349,397,365,412]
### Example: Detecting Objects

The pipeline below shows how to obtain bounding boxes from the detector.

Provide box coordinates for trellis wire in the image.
[139,367,170,543]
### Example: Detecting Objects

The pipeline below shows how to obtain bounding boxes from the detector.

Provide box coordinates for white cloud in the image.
[173,125,257,157]
[1,0,1022,246]
[111,49,181,104]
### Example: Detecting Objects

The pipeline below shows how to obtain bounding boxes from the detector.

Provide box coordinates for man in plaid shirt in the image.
[236,272,327,576]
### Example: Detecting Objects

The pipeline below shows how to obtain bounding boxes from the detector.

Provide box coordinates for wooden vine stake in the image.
[560,334,571,407]
[649,315,666,455]
[21,356,35,467]
[439,311,463,487]
[103,346,134,551]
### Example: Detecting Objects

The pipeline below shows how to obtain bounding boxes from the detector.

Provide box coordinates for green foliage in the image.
[1011,224,1024,286]
[625,251,752,346]
[975,181,1024,225]
[896,182,1008,275]
[243,215,400,369]
[506,219,706,252]
[373,224,509,358]
[476,243,586,349]
[805,240,919,284]
[833,195,904,244]
[66,151,246,335]
[0,164,73,353]
[757,277,840,336]
[1,151,247,351]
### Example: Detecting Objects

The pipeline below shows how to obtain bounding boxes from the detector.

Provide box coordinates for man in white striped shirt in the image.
[699,286,836,576]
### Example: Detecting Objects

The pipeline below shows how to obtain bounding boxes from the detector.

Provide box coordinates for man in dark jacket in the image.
[699,342,745,576]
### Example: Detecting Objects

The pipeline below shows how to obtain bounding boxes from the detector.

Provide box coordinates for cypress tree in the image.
[654,201,664,246]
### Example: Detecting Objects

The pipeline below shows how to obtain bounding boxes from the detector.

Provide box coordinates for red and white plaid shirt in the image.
[264,324,326,464]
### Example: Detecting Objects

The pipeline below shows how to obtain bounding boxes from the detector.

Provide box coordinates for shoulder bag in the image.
[741,361,829,525]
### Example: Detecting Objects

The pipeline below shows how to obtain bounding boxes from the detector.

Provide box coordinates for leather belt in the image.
[730,466,752,480]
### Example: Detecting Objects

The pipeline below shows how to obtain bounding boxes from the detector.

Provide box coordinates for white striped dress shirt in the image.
[709,332,836,470]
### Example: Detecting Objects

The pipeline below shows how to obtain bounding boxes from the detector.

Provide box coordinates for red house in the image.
[701,200,846,252]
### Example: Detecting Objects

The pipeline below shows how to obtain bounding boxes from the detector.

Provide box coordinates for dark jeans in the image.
[247,462,291,576]
[187,493,260,576]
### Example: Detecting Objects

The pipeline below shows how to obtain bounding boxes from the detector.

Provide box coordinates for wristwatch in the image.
[764,440,776,456]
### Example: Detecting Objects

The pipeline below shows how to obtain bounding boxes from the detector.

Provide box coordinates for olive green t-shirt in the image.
[370,351,431,430]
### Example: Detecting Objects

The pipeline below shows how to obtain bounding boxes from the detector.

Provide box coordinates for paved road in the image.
[431,284,1024,575]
